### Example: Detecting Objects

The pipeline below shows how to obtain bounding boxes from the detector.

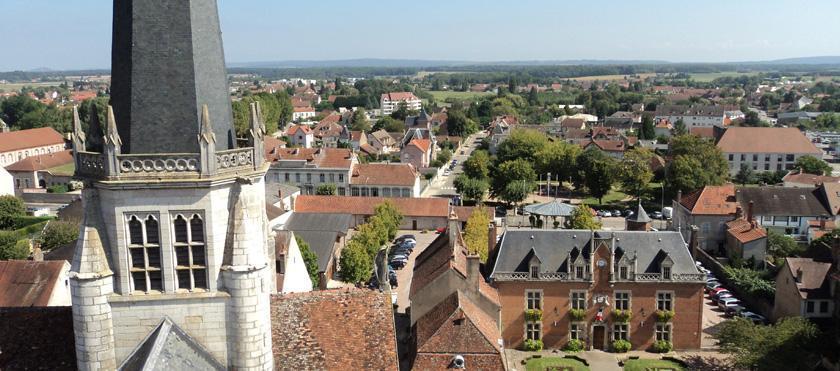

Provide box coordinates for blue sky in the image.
[1,0,839,71]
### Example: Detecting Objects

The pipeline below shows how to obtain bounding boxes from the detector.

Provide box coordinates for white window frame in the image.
[655,322,672,342]
[614,291,631,311]
[526,322,542,341]
[571,290,587,310]
[570,322,584,340]
[613,323,629,341]
[530,265,540,279]
[125,213,163,294]
[171,213,209,292]
[526,290,543,310]
[656,291,674,311]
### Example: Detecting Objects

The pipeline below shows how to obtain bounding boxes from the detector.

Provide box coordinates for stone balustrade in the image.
[493,271,705,283]
[74,147,260,180]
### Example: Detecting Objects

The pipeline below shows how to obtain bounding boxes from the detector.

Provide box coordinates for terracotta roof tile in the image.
[269,148,352,169]
[408,139,431,153]
[0,127,65,153]
[453,206,494,223]
[679,185,738,215]
[295,195,449,218]
[0,260,67,307]
[270,289,398,370]
[5,150,73,172]
[784,258,832,299]
[415,292,502,358]
[717,127,821,154]
[381,92,419,101]
[783,171,840,186]
[350,163,417,186]
[287,124,312,135]
[726,218,767,244]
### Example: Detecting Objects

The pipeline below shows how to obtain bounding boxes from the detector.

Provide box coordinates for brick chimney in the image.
[796,267,803,283]
[466,254,481,287]
[747,201,755,223]
[734,205,744,220]
[487,222,498,261]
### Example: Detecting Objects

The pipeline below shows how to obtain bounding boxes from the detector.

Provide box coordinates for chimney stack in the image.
[676,190,682,208]
[689,225,700,257]
[747,201,755,222]
[734,205,744,220]
[796,267,803,283]
[466,255,481,287]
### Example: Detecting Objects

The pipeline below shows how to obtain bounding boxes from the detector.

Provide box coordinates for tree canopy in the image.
[463,207,491,262]
[295,235,320,289]
[491,159,536,206]
[714,317,820,371]
[619,148,654,199]
[794,155,832,176]
[576,148,619,204]
[565,205,602,230]
[666,135,729,193]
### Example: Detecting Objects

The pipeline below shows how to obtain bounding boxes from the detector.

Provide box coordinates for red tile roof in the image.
[287,124,312,135]
[0,260,67,307]
[717,127,821,154]
[408,138,431,153]
[270,289,398,370]
[381,92,419,102]
[5,150,73,172]
[726,218,767,244]
[293,106,315,113]
[295,196,449,218]
[783,171,840,186]
[0,127,65,153]
[269,148,353,169]
[582,139,625,152]
[318,114,342,125]
[679,185,738,215]
[689,127,715,139]
[351,163,417,186]
[453,206,494,223]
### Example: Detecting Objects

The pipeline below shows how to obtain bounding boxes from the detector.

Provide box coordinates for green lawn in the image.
[581,190,630,207]
[0,82,62,93]
[428,90,494,101]
[48,162,76,176]
[526,357,590,371]
[688,71,760,82]
[623,359,685,371]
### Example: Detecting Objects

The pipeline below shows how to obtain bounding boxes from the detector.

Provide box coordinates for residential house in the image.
[292,106,317,122]
[777,111,822,125]
[312,120,343,148]
[559,118,586,133]
[724,204,768,267]
[604,111,640,133]
[654,105,726,128]
[0,167,14,196]
[275,212,351,288]
[273,230,313,293]
[717,127,822,175]
[0,260,71,307]
[402,138,434,169]
[487,117,515,154]
[806,219,836,243]
[796,97,815,110]
[267,147,355,195]
[410,215,504,370]
[405,108,432,131]
[381,92,422,115]
[265,183,300,212]
[431,111,448,133]
[5,150,74,193]
[270,289,399,370]
[286,125,314,148]
[294,195,450,230]
[672,185,738,253]
[774,258,834,320]
[783,169,840,188]
[368,129,398,154]
[581,139,627,159]
[736,186,833,242]
[350,163,421,197]
[0,127,66,167]
[489,230,705,351]
[654,119,672,138]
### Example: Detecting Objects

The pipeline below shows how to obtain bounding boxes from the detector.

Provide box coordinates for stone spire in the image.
[72,106,86,152]
[110,0,235,154]
[248,102,265,168]
[199,104,217,175]
[222,185,268,269]
[103,106,122,177]
[87,104,104,153]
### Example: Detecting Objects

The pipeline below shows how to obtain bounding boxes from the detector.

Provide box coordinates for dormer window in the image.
[662,266,672,280]
[575,266,585,279]
[530,265,539,279]
[619,265,629,280]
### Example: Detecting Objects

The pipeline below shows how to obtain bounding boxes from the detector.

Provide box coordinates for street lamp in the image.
[547,172,552,198]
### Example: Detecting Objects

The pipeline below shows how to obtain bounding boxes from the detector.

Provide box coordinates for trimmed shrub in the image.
[652,340,673,353]
[569,308,586,321]
[656,310,675,322]
[612,309,632,323]
[563,339,584,352]
[523,339,543,351]
[525,309,543,322]
[611,339,631,353]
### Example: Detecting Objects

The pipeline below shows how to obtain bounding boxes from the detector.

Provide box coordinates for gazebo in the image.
[523,199,576,229]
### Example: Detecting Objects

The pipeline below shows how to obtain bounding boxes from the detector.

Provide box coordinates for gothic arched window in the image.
[126,214,162,293]
[173,214,208,291]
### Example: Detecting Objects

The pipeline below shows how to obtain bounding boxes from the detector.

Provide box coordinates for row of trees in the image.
[338,202,403,284]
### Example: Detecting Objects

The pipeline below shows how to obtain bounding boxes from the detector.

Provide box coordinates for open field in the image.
[571,72,657,82]
[428,90,494,101]
[0,82,63,92]
[688,71,760,82]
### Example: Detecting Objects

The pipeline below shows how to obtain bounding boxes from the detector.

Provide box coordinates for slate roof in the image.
[522,199,576,217]
[490,230,700,277]
[0,127,64,153]
[783,258,832,299]
[0,260,67,307]
[278,213,351,271]
[627,202,651,223]
[295,196,450,218]
[265,182,300,206]
[119,317,224,371]
[717,127,821,154]
[350,163,417,186]
[735,187,832,217]
[0,307,77,370]
[270,289,398,371]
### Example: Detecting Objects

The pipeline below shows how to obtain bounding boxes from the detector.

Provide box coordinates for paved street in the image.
[422,132,486,198]
[389,230,440,314]
[701,289,728,349]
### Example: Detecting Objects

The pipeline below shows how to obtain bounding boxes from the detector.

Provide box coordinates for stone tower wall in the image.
[71,277,116,371]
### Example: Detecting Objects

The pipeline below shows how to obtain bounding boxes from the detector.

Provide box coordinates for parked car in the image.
[601,211,612,217]
[712,292,733,304]
[397,240,416,249]
[390,255,408,268]
[740,311,769,325]
[391,247,412,257]
[388,270,398,287]
[718,297,742,311]
[705,281,721,291]
[650,211,663,219]
[724,304,745,317]
[435,227,447,234]
[396,235,416,243]
[612,210,622,217]
[444,170,452,176]
[662,207,673,219]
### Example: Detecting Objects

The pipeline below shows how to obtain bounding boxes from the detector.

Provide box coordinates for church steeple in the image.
[110,0,235,154]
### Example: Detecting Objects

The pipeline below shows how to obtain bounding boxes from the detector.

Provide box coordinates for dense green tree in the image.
[734,163,756,185]
[463,207,491,262]
[454,175,489,203]
[767,230,804,263]
[639,114,656,140]
[315,184,337,196]
[462,150,491,180]
[0,233,28,260]
[295,236,320,289]
[576,148,619,204]
[338,242,372,284]
[350,108,370,131]
[445,109,478,137]
[491,159,537,206]
[38,221,79,251]
[714,317,820,371]
[0,195,26,230]
[620,148,654,199]
[495,129,549,163]
[665,135,729,193]
[794,155,832,176]
[231,91,292,135]
[565,205,602,230]
[390,102,410,121]
[372,116,405,132]
[534,141,581,184]
[673,119,687,136]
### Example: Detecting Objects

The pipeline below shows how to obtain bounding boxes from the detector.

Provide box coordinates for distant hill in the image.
[228,58,670,69]
[751,56,840,65]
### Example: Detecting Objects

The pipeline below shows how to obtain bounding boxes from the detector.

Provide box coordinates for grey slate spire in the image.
[110,0,235,154]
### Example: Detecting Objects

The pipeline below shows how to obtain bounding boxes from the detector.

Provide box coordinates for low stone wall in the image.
[22,191,81,205]
[694,248,774,319]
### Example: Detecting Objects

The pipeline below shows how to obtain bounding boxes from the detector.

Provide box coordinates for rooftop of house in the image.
[726,218,767,244]
[689,127,715,139]
[560,118,586,128]
[4,150,74,173]
[819,182,840,215]
[269,147,353,169]
[351,163,417,187]
[0,307,77,370]
[265,183,301,206]
[406,138,432,153]
[318,114,342,126]
[490,230,701,278]
[270,289,398,370]
[295,195,450,218]
[581,139,626,152]
[287,124,313,135]
[0,260,67,307]
[0,127,65,154]
[381,92,419,102]
[735,186,832,217]
[782,170,840,186]
[293,106,315,113]
[452,206,495,223]
[717,127,821,154]
[782,258,832,299]
[655,104,725,117]
[679,184,738,215]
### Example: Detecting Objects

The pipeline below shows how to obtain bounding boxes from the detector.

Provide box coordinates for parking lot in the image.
[386,230,440,314]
